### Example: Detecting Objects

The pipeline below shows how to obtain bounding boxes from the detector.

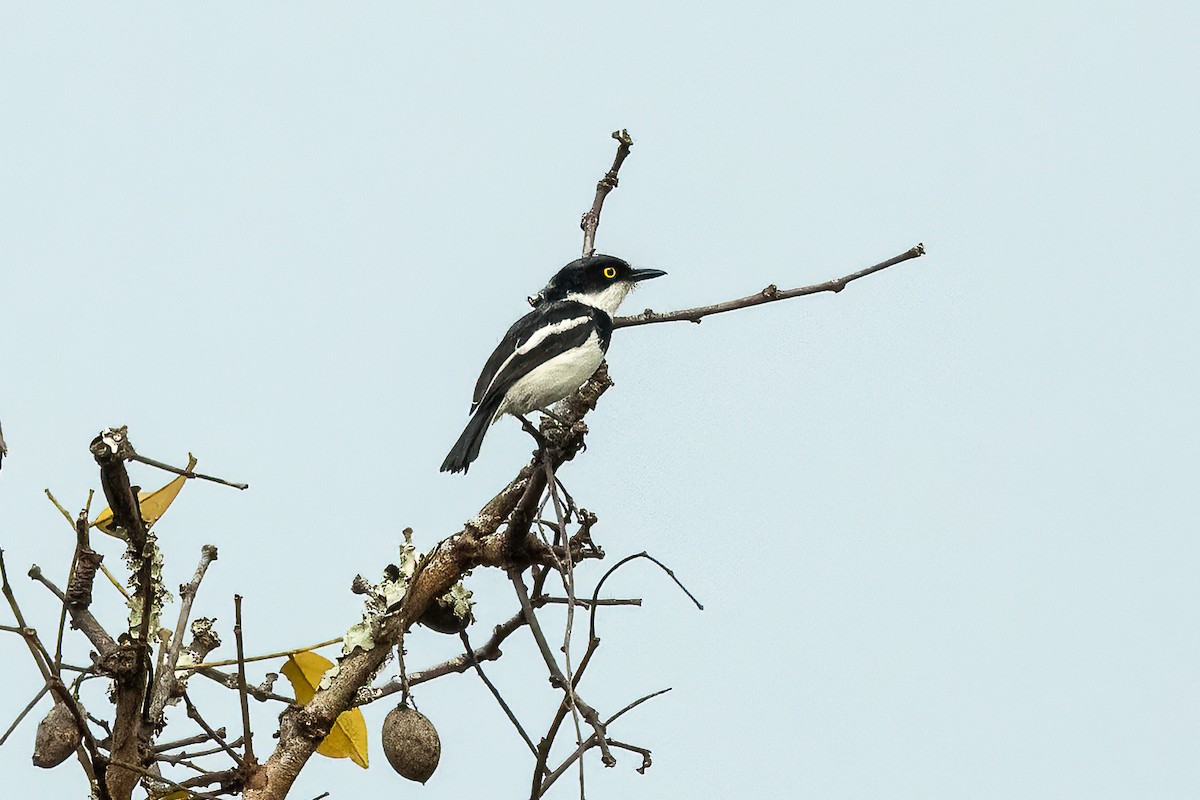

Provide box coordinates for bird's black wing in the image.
[469,300,607,414]
[470,316,528,413]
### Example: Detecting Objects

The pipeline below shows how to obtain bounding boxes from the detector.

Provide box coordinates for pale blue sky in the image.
[2,3,1198,798]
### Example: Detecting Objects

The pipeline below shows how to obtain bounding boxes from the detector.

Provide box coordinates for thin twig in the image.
[44,488,74,525]
[459,630,537,755]
[530,552,700,796]
[396,639,412,707]
[537,596,641,609]
[194,667,294,704]
[156,737,245,765]
[184,637,342,671]
[127,452,249,491]
[614,244,926,328]
[151,545,218,719]
[106,757,225,800]
[55,508,91,670]
[589,553,703,640]
[539,688,672,795]
[154,729,228,753]
[26,565,118,656]
[175,768,239,790]
[43,488,125,598]
[233,594,254,763]
[184,692,243,767]
[159,755,209,774]
[510,570,614,768]
[1,553,59,682]
[542,460,587,796]
[100,564,132,599]
[1,551,100,777]
[581,129,635,257]
[356,612,528,706]
[0,683,50,747]
[606,739,652,774]
[85,711,111,737]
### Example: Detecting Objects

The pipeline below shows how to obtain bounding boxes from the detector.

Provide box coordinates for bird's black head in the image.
[537,254,666,315]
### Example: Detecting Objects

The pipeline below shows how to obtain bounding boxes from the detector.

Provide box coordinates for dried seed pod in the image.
[32,701,82,769]
[382,704,440,783]
[417,583,474,635]
[417,599,469,635]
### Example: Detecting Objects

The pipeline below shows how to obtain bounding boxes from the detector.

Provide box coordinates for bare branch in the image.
[106,757,226,800]
[2,553,56,671]
[151,545,217,720]
[127,451,248,491]
[607,739,653,774]
[175,768,239,789]
[540,459,588,794]
[510,570,615,768]
[537,596,641,609]
[529,551,700,795]
[154,729,228,753]
[26,565,117,656]
[183,693,243,768]
[233,595,254,764]
[459,630,536,755]
[183,636,341,671]
[243,370,615,800]
[0,683,50,747]
[1,552,101,784]
[52,508,90,671]
[156,736,245,765]
[194,667,294,705]
[358,611,528,705]
[90,427,163,800]
[538,688,672,795]
[588,552,703,641]
[613,243,926,328]
[581,129,635,257]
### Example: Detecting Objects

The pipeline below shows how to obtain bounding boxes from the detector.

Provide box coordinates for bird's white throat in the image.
[566,281,634,316]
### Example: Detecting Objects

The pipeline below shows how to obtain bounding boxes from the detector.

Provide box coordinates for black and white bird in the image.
[440,254,666,474]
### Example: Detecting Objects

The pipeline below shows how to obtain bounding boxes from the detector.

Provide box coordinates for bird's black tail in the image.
[440,397,502,474]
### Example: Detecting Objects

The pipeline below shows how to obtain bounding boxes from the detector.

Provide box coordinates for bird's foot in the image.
[538,407,569,427]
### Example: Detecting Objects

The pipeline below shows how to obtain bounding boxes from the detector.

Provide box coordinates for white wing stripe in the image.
[477,316,591,406]
[516,316,590,355]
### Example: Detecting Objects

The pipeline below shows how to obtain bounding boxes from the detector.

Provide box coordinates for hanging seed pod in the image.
[382,704,440,783]
[417,583,474,635]
[32,701,82,768]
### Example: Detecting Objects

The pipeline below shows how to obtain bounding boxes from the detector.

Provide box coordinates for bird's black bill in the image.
[629,268,667,282]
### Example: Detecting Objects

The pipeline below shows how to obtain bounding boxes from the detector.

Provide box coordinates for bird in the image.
[0,419,6,471]
[440,254,666,474]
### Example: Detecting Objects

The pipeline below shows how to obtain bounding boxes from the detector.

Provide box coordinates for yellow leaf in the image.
[91,455,197,538]
[281,651,369,769]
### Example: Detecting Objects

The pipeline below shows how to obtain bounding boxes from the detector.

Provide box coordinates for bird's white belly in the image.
[496,333,605,418]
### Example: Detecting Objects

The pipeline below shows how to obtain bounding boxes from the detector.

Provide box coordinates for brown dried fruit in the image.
[417,598,470,635]
[381,704,440,783]
[32,701,82,769]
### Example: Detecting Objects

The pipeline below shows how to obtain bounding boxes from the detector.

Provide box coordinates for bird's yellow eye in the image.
[603,266,617,279]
